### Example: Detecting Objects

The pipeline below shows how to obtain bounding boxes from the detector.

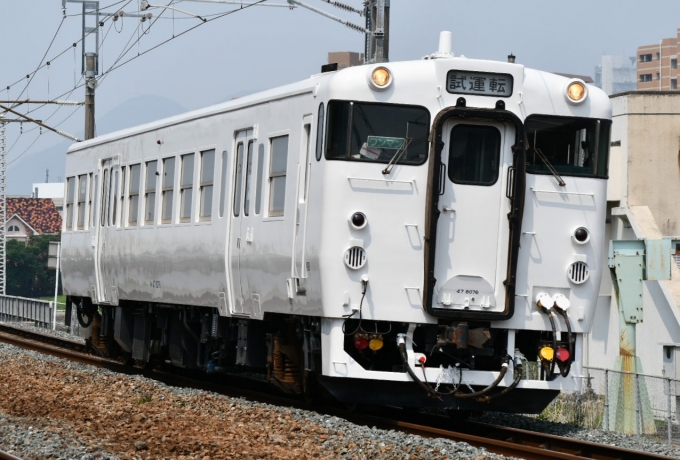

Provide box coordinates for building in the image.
[32,182,65,217]
[327,51,364,70]
[5,198,62,242]
[594,55,637,95]
[588,91,680,379]
[637,29,679,91]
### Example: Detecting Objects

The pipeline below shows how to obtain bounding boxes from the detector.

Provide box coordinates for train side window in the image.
[65,176,75,230]
[88,173,94,229]
[161,157,175,224]
[255,144,264,215]
[77,174,87,230]
[200,149,215,220]
[448,124,501,186]
[90,174,101,227]
[119,167,126,226]
[100,169,109,227]
[128,164,140,226]
[111,169,119,226]
[145,160,158,224]
[180,153,194,223]
[243,141,253,216]
[233,143,244,217]
[315,102,324,161]
[219,151,228,218]
[268,135,289,217]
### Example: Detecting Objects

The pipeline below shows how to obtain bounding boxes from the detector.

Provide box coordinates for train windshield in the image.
[325,100,430,165]
[525,115,611,179]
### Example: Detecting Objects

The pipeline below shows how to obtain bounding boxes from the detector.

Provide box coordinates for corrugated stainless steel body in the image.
[0,294,53,329]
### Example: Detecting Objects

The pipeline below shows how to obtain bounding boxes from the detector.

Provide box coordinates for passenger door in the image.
[94,157,118,304]
[432,121,513,315]
[228,129,254,316]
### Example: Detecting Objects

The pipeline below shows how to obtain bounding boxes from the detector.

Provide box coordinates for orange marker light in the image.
[567,81,586,102]
[369,338,384,351]
[372,67,391,87]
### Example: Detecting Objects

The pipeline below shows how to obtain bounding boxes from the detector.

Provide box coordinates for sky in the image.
[1,0,680,190]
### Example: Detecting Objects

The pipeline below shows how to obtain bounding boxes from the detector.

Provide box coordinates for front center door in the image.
[432,120,512,315]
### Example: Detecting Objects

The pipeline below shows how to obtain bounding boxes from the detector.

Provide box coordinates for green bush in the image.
[6,235,61,298]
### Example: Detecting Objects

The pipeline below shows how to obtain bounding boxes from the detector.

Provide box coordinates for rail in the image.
[0,324,674,460]
[0,294,54,329]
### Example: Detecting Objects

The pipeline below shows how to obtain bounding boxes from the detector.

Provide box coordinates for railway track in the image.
[0,323,674,460]
[0,450,23,460]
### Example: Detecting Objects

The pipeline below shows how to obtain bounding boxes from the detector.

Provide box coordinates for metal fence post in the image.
[604,369,609,431]
[668,377,672,446]
[635,372,641,436]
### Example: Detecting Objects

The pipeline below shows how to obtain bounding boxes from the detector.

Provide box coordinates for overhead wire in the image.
[4,0,267,166]
[97,0,268,81]
[10,17,66,108]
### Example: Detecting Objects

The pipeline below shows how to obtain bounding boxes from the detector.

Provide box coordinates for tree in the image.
[6,235,60,298]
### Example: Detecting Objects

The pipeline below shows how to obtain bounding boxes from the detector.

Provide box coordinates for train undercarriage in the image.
[66,296,570,413]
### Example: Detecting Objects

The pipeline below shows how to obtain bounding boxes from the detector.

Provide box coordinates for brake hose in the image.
[554,307,573,377]
[478,360,523,403]
[538,306,558,381]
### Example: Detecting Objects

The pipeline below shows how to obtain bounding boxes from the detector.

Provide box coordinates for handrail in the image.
[530,187,594,197]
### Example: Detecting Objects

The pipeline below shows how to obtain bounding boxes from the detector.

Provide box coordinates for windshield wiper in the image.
[382,137,412,175]
[529,147,566,186]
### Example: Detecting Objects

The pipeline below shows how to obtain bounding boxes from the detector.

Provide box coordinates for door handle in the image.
[442,206,455,213]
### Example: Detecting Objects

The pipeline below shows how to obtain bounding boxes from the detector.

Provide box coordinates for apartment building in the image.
[637,28,679,91]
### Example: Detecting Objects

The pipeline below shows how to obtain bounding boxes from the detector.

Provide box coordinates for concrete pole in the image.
[84,53,97,140]
[53,242,61,330]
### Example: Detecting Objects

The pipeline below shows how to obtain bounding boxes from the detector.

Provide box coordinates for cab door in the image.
[228,129,254,316]
[432,121,513,315]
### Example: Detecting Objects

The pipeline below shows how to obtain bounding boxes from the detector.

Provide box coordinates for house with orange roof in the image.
[5,198,62,242]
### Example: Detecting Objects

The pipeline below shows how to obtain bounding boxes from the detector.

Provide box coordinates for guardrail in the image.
[0,295,54,329]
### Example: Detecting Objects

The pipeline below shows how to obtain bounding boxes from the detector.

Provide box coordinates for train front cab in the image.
[318,73,611,414]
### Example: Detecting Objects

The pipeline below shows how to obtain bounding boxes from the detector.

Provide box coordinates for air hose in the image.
[477,359,523,403]
[544,309,558,380]
[398,340,441,399]
[398,336,511,400]
[554,307,573,377]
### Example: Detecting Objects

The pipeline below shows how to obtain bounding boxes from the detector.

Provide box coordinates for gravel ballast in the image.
[0,341,511,459]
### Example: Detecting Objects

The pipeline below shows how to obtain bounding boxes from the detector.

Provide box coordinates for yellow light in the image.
[369,338,384,351]
[567,82,586,102]
[539,346,555,361]
[372,67,391,87]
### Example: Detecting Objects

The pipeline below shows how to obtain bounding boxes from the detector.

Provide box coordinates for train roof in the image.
[67,56,611,154]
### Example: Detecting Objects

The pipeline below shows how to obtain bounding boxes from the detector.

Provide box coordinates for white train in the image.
[61,33,611,413]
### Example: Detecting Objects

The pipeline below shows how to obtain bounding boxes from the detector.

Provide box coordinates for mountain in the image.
[7,94,186,195]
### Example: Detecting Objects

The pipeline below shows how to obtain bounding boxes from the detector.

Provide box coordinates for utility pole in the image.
[364,0,389,64]
[84,52,97,140]
[63,0,100,140]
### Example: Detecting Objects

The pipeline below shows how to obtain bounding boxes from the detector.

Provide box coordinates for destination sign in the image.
[446,70,513,97]
[367,136,406,149]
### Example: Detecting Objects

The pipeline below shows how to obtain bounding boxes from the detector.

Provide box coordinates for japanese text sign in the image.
[446,70,513,97]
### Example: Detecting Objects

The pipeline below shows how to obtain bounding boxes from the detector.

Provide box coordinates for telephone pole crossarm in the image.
[0,104,82,142]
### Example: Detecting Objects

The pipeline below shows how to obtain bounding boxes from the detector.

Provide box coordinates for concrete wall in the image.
[611,93,680,236]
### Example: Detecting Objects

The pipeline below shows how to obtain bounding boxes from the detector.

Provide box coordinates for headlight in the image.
[565,79,587,105]
[368,66,393,91]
